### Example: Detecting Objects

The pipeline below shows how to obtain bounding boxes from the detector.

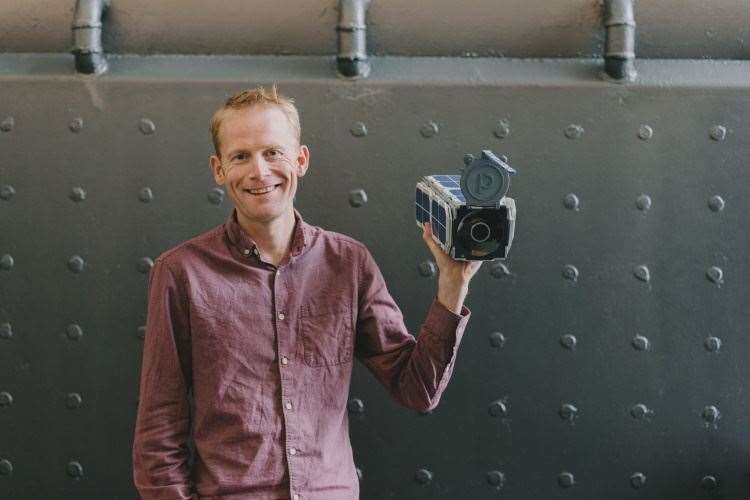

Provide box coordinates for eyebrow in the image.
[227,144,285,157]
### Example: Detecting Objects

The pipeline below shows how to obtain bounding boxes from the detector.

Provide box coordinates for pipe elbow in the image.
[603,0,637,82]
[72,0,110,74]
[337,0,371,78]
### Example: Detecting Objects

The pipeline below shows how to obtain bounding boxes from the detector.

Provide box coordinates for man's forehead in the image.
[220,106,295,144]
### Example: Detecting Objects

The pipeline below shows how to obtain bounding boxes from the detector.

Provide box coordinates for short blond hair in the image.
[210,83,301,157]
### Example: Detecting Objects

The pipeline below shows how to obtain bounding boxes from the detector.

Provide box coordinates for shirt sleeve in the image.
[132,258,195,499]
[354,246,471,412]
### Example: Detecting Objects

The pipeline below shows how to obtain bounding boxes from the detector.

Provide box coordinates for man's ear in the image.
[209,154,225,184]
[296,144,310,178]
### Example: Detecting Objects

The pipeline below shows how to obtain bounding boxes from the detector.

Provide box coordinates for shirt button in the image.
[289,447,297,455]
[243,248,250,255]
[281,356,289,365]
[293,495,299,500]
[278,312,285,320]
[253,247,259,256]
[285,401,292,410]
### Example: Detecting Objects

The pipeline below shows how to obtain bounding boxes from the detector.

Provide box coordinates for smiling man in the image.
[132,84,482,500]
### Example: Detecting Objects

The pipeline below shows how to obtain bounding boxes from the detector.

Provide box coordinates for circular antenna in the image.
[460,150,514,206]
[470,221,491,243]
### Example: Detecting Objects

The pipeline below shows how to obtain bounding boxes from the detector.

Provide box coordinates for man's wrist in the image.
[437,277,469,315]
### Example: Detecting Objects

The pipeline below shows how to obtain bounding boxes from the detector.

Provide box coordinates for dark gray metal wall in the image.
[1,3,750,500]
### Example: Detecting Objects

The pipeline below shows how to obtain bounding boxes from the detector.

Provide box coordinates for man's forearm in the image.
[437,276,469,315]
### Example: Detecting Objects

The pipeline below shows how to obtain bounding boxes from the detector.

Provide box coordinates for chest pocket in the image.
[299,303,353,367]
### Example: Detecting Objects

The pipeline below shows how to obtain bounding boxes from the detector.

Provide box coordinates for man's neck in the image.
[237,208,296,266]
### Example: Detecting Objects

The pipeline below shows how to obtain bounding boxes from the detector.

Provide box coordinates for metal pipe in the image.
[603,0,636,82]
[71,0,110,74]
[337,0,371,78]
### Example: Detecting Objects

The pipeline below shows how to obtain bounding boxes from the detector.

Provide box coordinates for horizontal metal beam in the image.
[0,0,748,59]
[0,54,747,89]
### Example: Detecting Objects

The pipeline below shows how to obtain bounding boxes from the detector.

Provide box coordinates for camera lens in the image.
[456,208,507,258]
[469,221,491,243]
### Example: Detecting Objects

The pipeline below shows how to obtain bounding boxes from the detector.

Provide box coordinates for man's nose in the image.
[247,156,272,177]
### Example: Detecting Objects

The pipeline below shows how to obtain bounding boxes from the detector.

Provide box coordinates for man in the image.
[132,84,482,500]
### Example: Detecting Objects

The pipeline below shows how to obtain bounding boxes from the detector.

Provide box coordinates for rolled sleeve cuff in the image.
[423,295,471,342]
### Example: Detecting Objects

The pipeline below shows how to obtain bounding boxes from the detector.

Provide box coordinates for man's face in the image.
[209,104,309,226]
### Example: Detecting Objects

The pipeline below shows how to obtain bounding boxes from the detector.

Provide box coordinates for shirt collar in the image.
[224,206,310,259]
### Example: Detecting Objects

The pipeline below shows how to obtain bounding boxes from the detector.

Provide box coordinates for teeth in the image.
[248,185,276,194]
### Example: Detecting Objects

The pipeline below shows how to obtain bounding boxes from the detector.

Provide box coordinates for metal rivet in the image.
[564,124,584,140]
[207,187,225,205]
[356,467,363,481]
[488,332,506,348]
[634,265,650,282]
[630,403,651,419]
[0,185,15,201]
[632,335,650,351]
[707,195,725,212]
[139,187,154,203]
[630,472,647,489]
[0,392,13,407]
[558,472,575,488]
[493,120,510,139]
[66,393,83,409]
[69,118,84,133]
[68,255,85,273]
[706,266,723,284]
[66,324,84,341]
[489,262,510,279]
[486,470,505,488]
[137,257,154,274]
[415,468,433,484]
[701,475,718,490]
[350,122,367,137]
[1,117,14,132]
[488,399,508,417]
[559,403,578,422]
[0,254,14,271]
[420,121,439,138]
[636,194,652,211]
[418,260,436,277]
[637,125,653,140]
[69,187,86,203]
[67,461,84,478]
[702,405,720,424]
[0,459,13,475]
[347,398,365,413]
[0,322,12,339]
[704,336,721,352]
[349,189,368,207]
[139,118,156,135]
[560,334,577,350]
[563,193,580,210]
[137,326,146,340]
[562,264,578,282]
[709,125,726,142]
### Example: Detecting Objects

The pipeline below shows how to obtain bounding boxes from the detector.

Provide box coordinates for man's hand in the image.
[422,221,483,314]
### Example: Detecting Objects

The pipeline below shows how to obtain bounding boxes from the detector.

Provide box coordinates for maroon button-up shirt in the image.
[132,207,471,500]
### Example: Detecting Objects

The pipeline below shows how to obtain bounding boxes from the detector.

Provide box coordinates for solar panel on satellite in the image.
[415,187,429,224]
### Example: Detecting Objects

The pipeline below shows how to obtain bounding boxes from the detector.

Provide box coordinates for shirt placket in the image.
[272,264,302,500]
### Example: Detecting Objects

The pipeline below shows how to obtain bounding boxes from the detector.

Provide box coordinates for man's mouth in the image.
[244,184,281,196]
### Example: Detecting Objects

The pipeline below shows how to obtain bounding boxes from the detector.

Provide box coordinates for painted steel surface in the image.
[0,54,749,499]
[1,1,750,59]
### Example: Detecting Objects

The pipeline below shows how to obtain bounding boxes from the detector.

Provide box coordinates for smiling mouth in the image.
[244,184,281,196]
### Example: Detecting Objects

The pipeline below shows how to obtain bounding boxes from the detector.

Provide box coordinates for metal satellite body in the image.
[415,150,517,261]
